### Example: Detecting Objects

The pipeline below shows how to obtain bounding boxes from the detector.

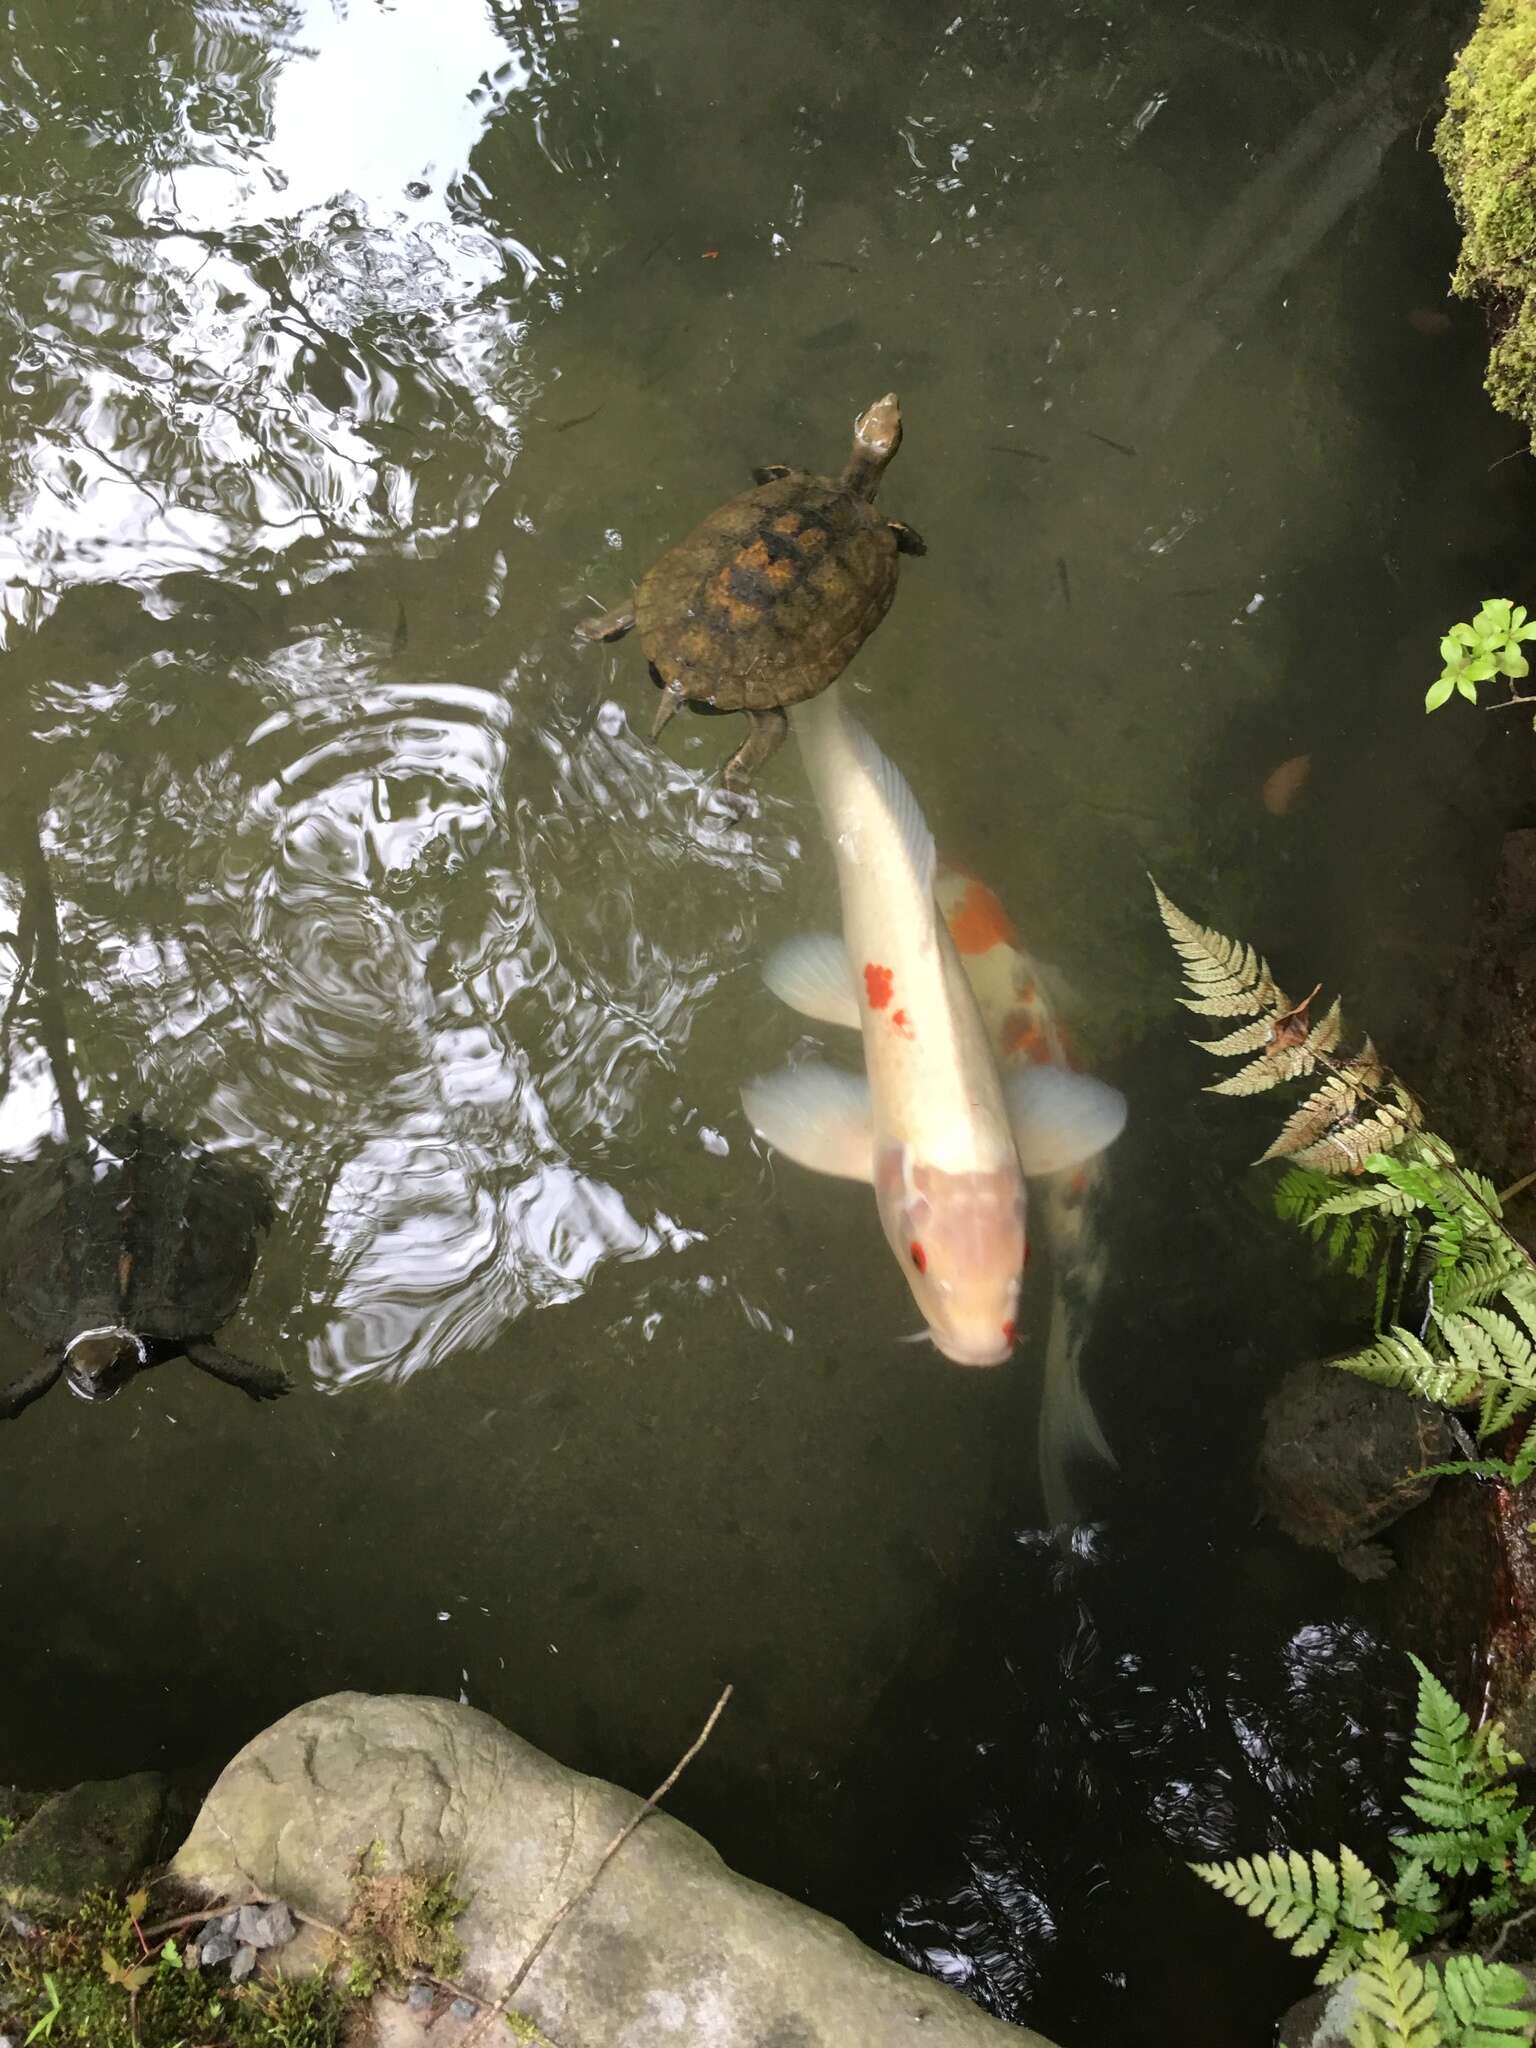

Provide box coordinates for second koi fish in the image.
[741,685,1126,1367]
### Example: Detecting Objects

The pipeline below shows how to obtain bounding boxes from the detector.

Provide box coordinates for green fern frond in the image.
[1190,1845,1382,1963]
[1424,1952,1534,2044]
[1335,1329,1479,1407]
[1347,1929,1441,2046]
[1150,880,1290,1019]
[1387,1858,1444,1950]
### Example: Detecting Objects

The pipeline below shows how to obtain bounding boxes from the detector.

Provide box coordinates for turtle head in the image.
[844,393,902,498]
[63,1325,147,1403]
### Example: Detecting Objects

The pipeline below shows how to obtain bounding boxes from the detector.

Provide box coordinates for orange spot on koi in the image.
[946,878,1019,956]
[864,962,893,1009]
[891,1007,914,1039]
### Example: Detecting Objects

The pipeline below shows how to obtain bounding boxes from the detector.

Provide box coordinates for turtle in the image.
[0,1117,289,1420]
[1256,1360,1454,1580]
[577,392,925,790]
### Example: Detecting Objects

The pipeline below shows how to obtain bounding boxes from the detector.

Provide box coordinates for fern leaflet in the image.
[1423,1953,1534,2044]
[1347,1929,1440,2046]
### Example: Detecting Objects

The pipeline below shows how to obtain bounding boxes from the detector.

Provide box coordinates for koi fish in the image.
[935,861,1120,1522]
[741,684,1126,1376]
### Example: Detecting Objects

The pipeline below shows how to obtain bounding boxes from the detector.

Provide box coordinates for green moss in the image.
[343,1864,468,1991]
[0,1890,352,2047]
[0,1817,14,1846]
[1436,0,1536,445]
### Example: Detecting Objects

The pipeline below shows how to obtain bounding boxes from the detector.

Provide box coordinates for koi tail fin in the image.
[1037,1303,1118,1527]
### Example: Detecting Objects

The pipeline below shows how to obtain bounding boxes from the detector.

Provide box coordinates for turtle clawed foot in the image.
[576,605,636,646]
[888,520,926,557]
[708,779,757,822]
[651,676,689,740]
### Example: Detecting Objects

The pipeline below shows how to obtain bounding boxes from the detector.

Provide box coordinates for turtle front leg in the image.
[650,673,690,740]
[0,1356,62,1420]
[186,1339,291,1403]
[575,605,637,645]
[751,465,793,485]
[721,706,789,791]
[888,520,927,557]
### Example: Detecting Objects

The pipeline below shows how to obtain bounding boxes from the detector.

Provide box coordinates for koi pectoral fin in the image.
[1007,1067,1127,1176]
[762,934,861,1029]
[740,1065,875,1181]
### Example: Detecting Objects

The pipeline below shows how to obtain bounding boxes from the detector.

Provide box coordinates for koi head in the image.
[875,1149,1026,1368]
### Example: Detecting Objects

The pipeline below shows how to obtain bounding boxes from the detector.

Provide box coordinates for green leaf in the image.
[1347,1929,1441,2046]
[1478,600,1514,634]
[1425,675,1456,711]
[1459,677,1482,703]
[1502,648,1531,681]
[1426,1951,1534,2044]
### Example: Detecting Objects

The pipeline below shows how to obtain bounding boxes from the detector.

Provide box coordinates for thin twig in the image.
[463,1684,734,2045]
[1498,1167,1536,1208]
[1484,1898,1536,1963]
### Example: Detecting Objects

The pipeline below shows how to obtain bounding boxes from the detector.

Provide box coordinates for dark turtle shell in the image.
[0,1120,274,1349]
[635,469,900,712]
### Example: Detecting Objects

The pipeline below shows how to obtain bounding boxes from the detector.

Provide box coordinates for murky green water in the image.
[3,0,1531,2038]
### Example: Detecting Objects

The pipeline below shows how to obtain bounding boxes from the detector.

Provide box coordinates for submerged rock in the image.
[1258,1361,1451,1580]
[174,1691,1045,2047]
[1437,0,1536,451]
[0,1771,170,1916]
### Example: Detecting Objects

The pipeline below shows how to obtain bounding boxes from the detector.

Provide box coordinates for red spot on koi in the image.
[910,1241,927,1272]
[864,962,894,1009]
[1006,1018,1053,1064]
[891,1007,914,1039]
[1002,1319,1017,1346]
[1069,1166,1090,1197]
[946,879,1019,957]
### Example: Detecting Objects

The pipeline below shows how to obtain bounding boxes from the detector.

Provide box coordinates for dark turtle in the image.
[577,393,925,790]
[1257,1360,1453,1580]
[0,1118,288,1420]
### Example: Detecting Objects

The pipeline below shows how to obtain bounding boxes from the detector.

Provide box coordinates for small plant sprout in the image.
[1427,599,1536,713]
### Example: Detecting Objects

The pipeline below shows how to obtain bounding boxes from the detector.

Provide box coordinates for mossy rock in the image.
[1436,0,1536,446]
[0,1773,170,1917]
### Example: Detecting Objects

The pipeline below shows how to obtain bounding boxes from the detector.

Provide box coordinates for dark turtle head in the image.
[63,1326,147,1404]
[843,393,903,499]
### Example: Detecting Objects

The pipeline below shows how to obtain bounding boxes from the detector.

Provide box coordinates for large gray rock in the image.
[173,1692,1047,2048]
[0,1771,169,1915]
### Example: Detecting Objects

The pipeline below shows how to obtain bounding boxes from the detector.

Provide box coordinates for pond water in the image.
[2,0,1531,2039]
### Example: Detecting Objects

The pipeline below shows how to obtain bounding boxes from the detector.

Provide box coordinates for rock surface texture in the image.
[0,1771,170,1915]
[173,1691,1045,2047]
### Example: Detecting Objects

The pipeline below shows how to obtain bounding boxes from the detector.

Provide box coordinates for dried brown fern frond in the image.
[1150,881,1423,1171]
[1151,880,1290,1019]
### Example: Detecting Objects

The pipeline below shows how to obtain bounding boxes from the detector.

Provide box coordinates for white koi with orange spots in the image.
[741,684,1125,1376]
[936,863,1118,1521]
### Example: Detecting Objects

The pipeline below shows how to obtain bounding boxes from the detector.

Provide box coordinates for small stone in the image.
[229,1943,258,1982]
[198,1930,238,1968]
[450,1997,478,2020]
[406,1983,434,2011]
[234,1901,295,1949]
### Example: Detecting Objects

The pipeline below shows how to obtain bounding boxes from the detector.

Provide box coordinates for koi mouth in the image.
[928,1329,1013,1369]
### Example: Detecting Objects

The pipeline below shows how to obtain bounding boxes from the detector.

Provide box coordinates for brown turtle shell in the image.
[633,470,900,711]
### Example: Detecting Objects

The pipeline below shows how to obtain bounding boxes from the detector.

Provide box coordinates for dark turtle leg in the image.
[0,1356,62,1420]
[888,520,927,557]
[185,1339,291,1403]
[650,672,691,739]
[575,605,636,645]
[751,465,793,485]
[721,707,789,790]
